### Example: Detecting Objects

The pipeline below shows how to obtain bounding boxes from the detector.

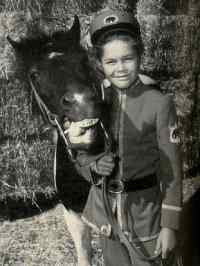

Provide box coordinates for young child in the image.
[69,8,182,266]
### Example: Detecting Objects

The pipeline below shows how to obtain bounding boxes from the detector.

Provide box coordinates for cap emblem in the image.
[104,15,119,25]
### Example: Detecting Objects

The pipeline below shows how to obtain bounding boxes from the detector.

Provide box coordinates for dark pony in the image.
[7,16,108,212]
[7,15,111,265]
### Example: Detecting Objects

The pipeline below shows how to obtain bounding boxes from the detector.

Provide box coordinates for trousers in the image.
[101,237,178,266]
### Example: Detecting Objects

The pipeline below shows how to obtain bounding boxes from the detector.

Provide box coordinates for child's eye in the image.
[104,60,116,65]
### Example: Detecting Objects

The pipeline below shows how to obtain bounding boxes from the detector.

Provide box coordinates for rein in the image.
[99,85,161,264]
[28,74,75,161]
[102,178,161,264]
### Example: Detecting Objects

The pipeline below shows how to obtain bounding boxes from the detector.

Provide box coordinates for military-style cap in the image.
[90,9,141,44]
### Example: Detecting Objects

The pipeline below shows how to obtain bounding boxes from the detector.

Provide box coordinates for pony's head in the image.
[8,16,105,151]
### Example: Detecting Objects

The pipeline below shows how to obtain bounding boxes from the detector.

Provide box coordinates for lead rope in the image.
[53,118,75,162]
[53,137,58,191]
[28,75,57,126]
[99,120,136,264]
[99,83,162,264]
[102,178,135,265]
[99,117,161,264]
[102,177,161,264]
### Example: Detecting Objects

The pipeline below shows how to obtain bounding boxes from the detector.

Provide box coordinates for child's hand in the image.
[154,227,177,259]
[90,154,115,176]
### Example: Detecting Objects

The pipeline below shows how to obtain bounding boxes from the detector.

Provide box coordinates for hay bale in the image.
[137,14,200,174]
[138,15,200,77]
[0,5,199,202]
[0,0,54,13]
[0,79,45,139]
[137,0,200,15]
[0,138,55,200]
[159,75,195,174]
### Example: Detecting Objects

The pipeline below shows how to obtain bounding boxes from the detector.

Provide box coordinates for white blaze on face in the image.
[48,52,64,59]
[74,93,84,104]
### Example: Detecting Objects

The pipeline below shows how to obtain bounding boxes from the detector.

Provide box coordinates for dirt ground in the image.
[0,204,104,266]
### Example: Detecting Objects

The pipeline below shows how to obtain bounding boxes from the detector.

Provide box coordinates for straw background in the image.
[0,0,199,202]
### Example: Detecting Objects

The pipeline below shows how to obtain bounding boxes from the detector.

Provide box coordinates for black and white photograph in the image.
[0,1,200,265]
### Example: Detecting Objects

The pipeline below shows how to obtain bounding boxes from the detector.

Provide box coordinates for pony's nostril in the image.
[62,96,72,106]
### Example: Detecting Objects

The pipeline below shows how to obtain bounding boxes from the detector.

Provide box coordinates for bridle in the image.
[28,74,76,161]
[28,74,111,161]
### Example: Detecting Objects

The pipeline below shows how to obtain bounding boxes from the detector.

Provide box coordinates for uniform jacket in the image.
[76,77,182,241]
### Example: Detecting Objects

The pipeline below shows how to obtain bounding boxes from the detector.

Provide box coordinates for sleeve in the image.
[75,150,106,184]
[156,94,183,230]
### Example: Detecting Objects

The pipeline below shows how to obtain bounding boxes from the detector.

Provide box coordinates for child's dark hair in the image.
[93,31,144,60]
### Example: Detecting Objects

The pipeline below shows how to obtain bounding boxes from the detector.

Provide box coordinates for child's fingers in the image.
[161,243,170,259]
[91,154,116,176]
[99,156,113,163]
[96,162,114,176]
[98,160,114,168]
[102,155,115,163]
[95,165,113,176]
[98,169,112,176]
[98,163,114,172]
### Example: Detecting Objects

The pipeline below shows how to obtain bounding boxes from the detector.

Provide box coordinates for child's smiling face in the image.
[100,39,140,89]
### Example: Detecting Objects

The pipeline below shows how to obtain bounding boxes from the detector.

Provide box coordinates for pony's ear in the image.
[49,15,81,49]
[68,15,80,43]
